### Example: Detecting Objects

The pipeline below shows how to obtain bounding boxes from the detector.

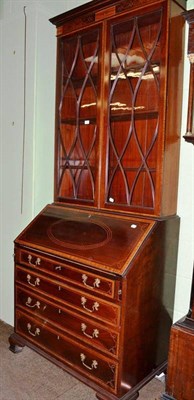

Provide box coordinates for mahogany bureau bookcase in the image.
[9,1,186,399]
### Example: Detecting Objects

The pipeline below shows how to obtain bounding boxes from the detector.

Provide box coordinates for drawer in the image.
[16,286,119,356]
[16,248,118,299]
[16,310,118,394]
[16,266,120,326]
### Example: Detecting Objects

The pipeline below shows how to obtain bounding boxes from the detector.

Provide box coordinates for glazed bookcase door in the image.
[104,9,163,213]
[55,28,101,205]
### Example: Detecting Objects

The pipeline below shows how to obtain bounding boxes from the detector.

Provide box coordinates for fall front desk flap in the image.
[16,205,156,275]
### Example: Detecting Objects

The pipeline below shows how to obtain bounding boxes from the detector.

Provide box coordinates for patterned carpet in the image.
[0,320,164,400]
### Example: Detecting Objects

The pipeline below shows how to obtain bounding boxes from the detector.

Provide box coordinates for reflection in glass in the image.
[106,10,162,209]
[57,29,100,202]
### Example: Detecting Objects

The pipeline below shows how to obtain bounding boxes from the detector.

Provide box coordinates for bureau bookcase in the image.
[9,1,186,399]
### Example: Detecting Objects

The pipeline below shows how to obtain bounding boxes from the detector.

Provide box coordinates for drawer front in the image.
[17,248,117,299]
[16,310,118,394]
[16,266,120,326]
[16,286,119,356]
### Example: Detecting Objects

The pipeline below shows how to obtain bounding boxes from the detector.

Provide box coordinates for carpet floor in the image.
[0,320,165,400]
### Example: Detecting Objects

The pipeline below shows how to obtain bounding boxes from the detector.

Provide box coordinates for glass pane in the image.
[57,29,100,202]
[107,10,162,209]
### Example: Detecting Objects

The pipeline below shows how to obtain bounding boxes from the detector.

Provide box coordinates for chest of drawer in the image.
[16,248,118,300]
[16,286,119,357]
[16,266,120,326]
[16,309,118,394]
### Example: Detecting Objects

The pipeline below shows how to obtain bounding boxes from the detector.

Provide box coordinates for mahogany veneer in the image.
[10,205,180,399]
[162,269,194,400]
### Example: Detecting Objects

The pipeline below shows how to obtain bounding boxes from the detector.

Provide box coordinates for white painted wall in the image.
[0,0,193,325]
[0,0,91,325]
[173,0,194,322]
[0,4,37,324]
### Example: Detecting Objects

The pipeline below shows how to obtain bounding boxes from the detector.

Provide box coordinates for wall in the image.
[0,2,38,323]
[174,0,194,321]
[0,0,193,325]
[0,0,91,325]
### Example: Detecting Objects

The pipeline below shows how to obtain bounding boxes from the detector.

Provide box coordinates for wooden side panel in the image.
[119,217,180,390]
[166,323,194,400]
[161,3,185,216]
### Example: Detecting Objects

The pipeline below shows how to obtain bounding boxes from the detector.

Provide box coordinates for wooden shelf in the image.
[60,111,158,126]
[110,110,158,121]
[108,166,156,172]
[63,75,98,88]
[61,118,97,125]
[110,61,160,75]
[60,164,95,170]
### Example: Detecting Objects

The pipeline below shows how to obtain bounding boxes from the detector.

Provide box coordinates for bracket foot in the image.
[9,333,25,353]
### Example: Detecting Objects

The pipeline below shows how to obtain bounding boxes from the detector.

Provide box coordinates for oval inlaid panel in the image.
[47,218,112,250]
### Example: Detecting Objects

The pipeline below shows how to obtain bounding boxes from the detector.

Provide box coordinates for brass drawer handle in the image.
[80,353,98,370]
[26,297,40,309]
[81,323,99,339]
[27,274,40,287]
[55,266,62,271]
[81,297,99,313]
[27,323,40,337]
[82,274,101,289]
[28,254,41,266]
